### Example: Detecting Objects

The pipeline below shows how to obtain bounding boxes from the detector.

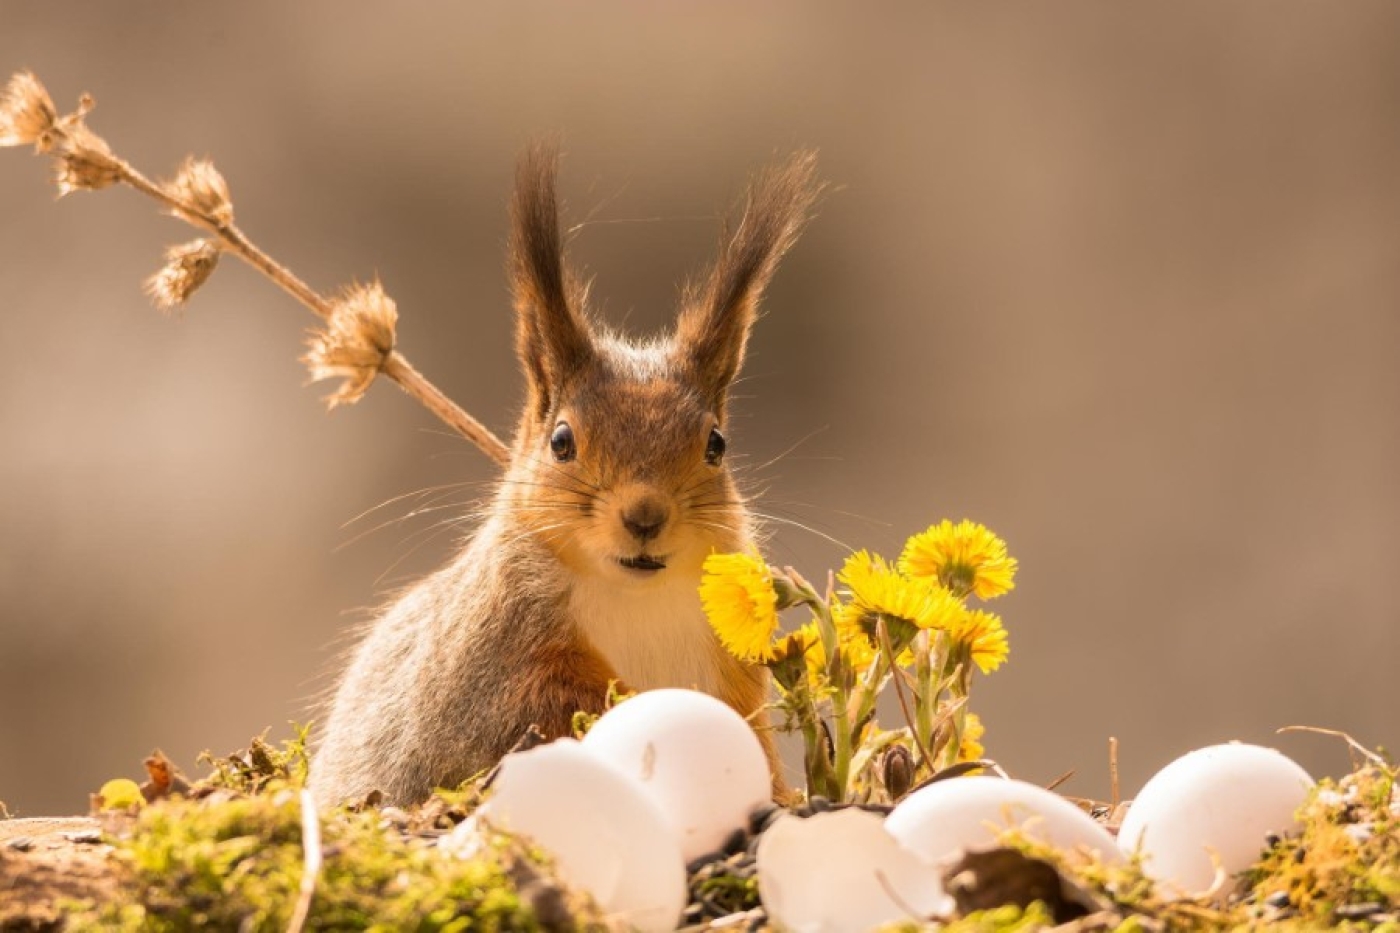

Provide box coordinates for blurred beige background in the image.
[2,3,1397,816]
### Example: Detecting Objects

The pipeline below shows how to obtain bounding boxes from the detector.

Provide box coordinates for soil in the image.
[0,818,121,931]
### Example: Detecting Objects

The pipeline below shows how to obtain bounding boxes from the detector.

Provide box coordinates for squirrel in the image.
[310,146,821,807]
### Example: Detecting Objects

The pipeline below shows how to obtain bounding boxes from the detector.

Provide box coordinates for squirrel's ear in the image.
[676,151,821,413]
[510,144,593,419]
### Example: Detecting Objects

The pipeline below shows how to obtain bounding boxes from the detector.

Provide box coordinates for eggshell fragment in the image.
[885,776,1121,914]
[1117,742,1314,897]
[756,809,942,933]
[476,739,686,933]
[581,688,772,861]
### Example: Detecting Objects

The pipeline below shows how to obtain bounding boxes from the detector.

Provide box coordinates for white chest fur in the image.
[568,570,725,697]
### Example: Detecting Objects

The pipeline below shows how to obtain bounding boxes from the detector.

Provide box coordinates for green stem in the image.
[914,631,935,769]
[937,642,971,770]
[831,699,853,800]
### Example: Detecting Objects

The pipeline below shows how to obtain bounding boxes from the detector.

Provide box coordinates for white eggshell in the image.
[1117,743,1314,897]
[477,739,686,933]
[885,775,1121,912]
[756,809,942,933]
[582,688,772,862]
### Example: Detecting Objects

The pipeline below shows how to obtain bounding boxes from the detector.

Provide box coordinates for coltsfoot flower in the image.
[958,711,986,762]
[700,550,780,664]
[839,550,965,634]
[799,612,876,688]
[899,519,1017,600]
[951,609,1010,674]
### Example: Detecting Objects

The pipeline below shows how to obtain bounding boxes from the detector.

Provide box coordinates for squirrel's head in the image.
[502,146,820,585]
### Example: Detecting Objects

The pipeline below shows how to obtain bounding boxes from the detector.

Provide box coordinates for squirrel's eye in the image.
[550,422,577,462]
[704,427,726,466]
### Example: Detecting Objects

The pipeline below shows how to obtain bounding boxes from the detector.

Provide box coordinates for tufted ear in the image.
[675,151,822,414]
[510,144,593,420]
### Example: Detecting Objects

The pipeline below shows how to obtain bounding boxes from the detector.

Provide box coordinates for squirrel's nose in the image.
[621,497,670,543]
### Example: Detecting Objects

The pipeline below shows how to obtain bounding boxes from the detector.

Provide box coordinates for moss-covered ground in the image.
[2,730,1396,931]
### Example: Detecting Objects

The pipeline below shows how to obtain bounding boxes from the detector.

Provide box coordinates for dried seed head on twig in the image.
[303,280,399,408]
[167,156,234,226]
[145,239,222,312]
[51,122,123,195]
[46,94,124,196]
[0,70,57,148]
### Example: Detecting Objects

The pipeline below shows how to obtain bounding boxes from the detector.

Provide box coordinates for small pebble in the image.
[853,801,894,817]
[1335,903,1384,920]
[1264,891,1291,910]
[686,850,725,875]
[746,803,779,836]
[62,830,104,845]
[720,826,748,856]
[5,837,34,852]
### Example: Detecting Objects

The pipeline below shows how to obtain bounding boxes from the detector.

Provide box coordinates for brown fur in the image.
[311,146,821,806]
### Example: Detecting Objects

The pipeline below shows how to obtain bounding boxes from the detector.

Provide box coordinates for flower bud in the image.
[880,745,915,801]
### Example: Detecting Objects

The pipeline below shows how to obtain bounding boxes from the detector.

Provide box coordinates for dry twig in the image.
[0,70,510,466]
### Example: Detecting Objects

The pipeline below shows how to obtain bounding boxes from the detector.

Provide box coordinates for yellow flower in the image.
[958,712,986,762]
[899,520,1017,600]
[802,611,877,687]
[951,609,1010,674]
[838,550,966,633]
[700,550,780,663]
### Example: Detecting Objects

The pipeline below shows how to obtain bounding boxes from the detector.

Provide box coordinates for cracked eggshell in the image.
[885,776,1121,912]
[1117,742,1314,897]
[477,739,685,933]
[756,809,942,933]
[581,688,772,861]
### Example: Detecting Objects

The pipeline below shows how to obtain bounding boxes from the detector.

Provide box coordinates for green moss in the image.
[63,786,561,932]
[880,902,1055,932]
[50,729,593,931]
[41,729,1400,931]
[982,755,1400,931]
[197,723,313,795]
[1244,759,1400,927]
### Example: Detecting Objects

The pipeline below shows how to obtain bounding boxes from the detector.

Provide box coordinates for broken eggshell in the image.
[474,738,686,933]
[885,776,1122,914]
[581,687,772,862]
[756,808,943,933]
[1116,742,1314,897]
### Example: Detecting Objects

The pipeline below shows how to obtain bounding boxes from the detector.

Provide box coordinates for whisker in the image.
[745,509,854,552]
[336,499,480,553]
[341,481,481,529]
[747,425,831,476]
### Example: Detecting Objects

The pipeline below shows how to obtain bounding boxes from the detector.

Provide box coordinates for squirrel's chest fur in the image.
[568,569,727,697]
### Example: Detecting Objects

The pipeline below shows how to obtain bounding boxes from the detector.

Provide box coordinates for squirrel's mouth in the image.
[618,554,667,573]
